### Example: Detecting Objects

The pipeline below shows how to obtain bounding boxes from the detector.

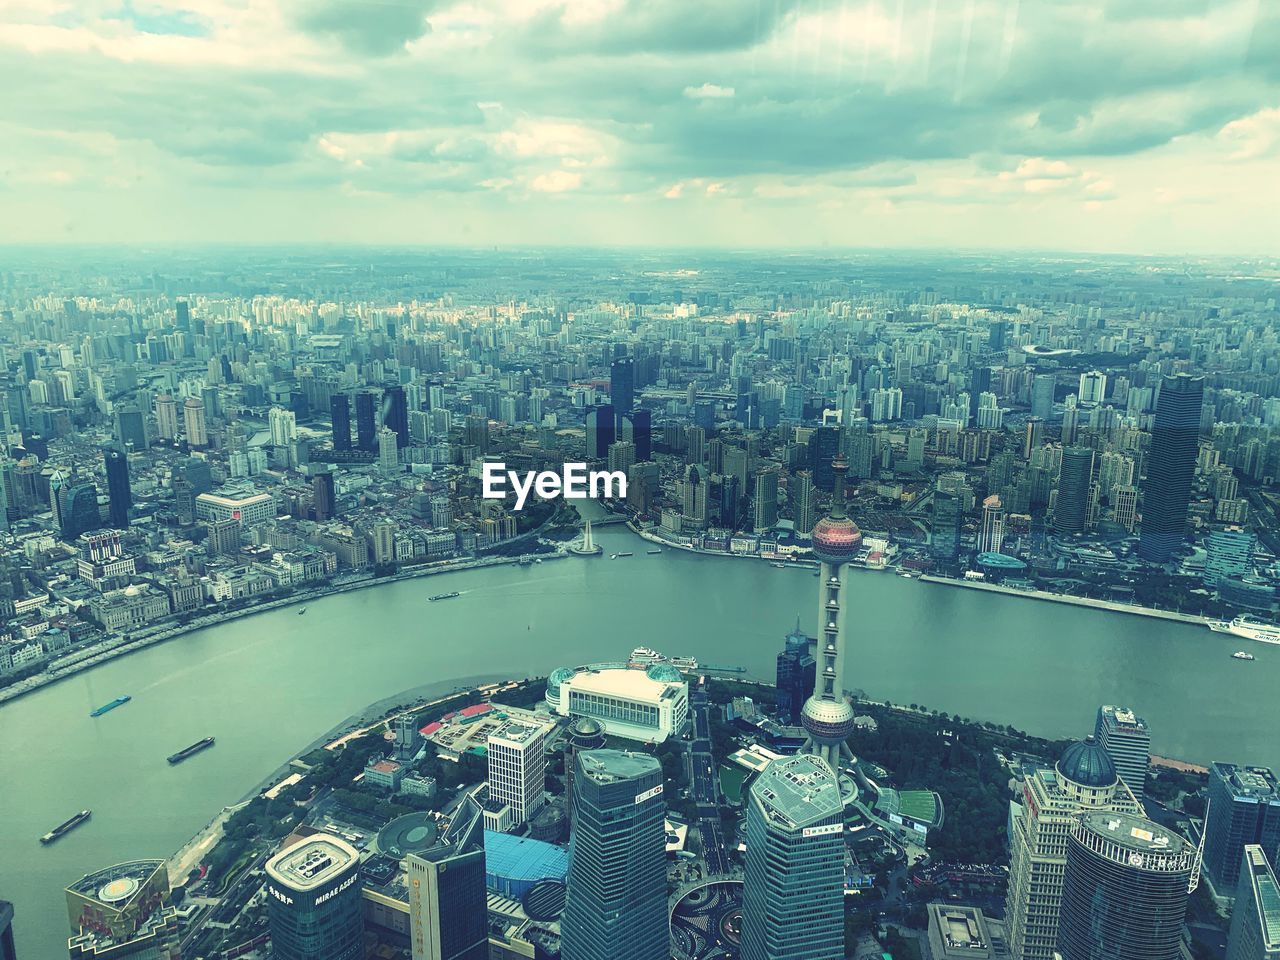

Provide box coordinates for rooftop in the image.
[1215,762,1280,800]
[265,834,359,892]
[1241,845,1280,950]
[1078,811,1189,855]
[563,664,686,702]
[577,749,661,786]
[749,755,843,831]
[484,830,569,884]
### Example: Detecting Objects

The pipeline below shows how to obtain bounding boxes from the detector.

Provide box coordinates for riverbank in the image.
[164,673,506,886]
[0,552,567,709]
[917,574,1210,626]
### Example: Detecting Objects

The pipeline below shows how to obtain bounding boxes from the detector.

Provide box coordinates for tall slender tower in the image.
[800,455,861,783]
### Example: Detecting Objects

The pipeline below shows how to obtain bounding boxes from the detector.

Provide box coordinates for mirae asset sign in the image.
[482,462,626,511]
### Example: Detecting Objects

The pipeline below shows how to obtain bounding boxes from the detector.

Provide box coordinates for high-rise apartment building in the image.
[1094,705,1151,804]
[1139,374,1204,562]
[183,395,208,448]
[1056,812,1193,960]
[1077,370,1107,406]
[753,469,778,532]
[378,427,399,471]
[1204,763,1280,897]
[561,750,667,960]
[978,495,1005,554]
[741,755,846,960]
[486,718,549,827]
[792,472,817,539]
[1226,846,1280,960]
[1031,374,1056,420]
[154,394,178,441]
[265,835,364,960]
[1006,736,1143,960]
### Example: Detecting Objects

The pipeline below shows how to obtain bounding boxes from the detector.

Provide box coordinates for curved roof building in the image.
[1058,735,1118,791]
[484,830,569,900]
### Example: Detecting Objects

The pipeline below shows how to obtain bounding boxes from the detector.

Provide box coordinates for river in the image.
[3,521,1275,958]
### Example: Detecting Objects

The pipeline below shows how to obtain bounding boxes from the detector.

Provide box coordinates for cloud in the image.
[289,0,435,56]
[529,169,582,192]
[683,83,735,100]
[0,0,1276,251]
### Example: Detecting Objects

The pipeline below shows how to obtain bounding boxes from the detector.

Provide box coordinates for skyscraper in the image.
[792,471,817,539]
[113,405,147,451]
[60,482,100,541]
[1054,447,1094,535]
[0,900,14,960]
[978,495,1005,554]
[800,455,860,795]
[610,356,635,418]
[1031,374,1056,420]
[312,471,336,521]
[1203,763,1280,897]
[562,717,606,826]
[775,625,816,726]
[407,795,488,960]
[931,490,962,560]
[102,447,131,529]
[1139,374,1204,562]
[355,391,378,451]
[384,385,409,446]
[741,755,845,960]
[330,393,352,451]
[265,834,365,960]
[1226,846,1280,960]
[753,469,778,532]
[1056,811,1193,960]
[1077,370,1108,406]
[586,404,615,459]
[183,395,208,448]
[378,427,399,471]
[154,394,178,441]
[486,718,549,827]
[1094,705,1151,805]
[621,408,651,462]
[66,860,181,959]
[1023,417,1044,460]
[561,750,667,960]
[1006,736,1143,960]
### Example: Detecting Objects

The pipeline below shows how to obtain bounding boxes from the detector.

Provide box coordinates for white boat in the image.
[1208,616,1280,645]
[1232,651,1256,661]
[629,646,664,665]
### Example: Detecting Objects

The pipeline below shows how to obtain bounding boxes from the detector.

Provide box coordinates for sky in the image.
[1,0,1278,254]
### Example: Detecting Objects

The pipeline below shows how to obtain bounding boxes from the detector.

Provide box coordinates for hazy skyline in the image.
[2,0,1278,254]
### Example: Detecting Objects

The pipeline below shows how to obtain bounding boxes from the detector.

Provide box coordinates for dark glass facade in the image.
[1057,813,1192,960]
[266,846,364,960]
[610,357,635,417]
[776,629,816,726]
[1138,374,1203,562]
[1204,763,1280,895]
[330,393,352,450]
[355,391,377,451]
[1054,447,1094,535]
[103,447,132,529]
[561,750,667,960]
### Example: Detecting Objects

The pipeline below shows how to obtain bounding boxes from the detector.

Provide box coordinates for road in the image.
[688,680,731,876]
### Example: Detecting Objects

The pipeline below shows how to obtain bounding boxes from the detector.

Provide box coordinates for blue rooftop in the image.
[484,830,569,899]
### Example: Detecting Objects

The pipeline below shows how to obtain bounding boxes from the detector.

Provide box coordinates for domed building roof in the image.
[571,716,603,737]
[645,663,684,683]
[547,666,578,695]
[1056,735,1117,788]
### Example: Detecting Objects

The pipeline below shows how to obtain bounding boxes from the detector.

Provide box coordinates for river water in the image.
[2,521,1275,957]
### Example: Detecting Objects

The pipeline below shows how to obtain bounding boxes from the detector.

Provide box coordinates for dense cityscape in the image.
[0,248,1277,960]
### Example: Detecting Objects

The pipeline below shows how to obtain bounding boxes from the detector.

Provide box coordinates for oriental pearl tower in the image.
[800,454,862,798]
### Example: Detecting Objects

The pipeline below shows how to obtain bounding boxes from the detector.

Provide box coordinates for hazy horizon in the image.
[3,0,1278,254]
